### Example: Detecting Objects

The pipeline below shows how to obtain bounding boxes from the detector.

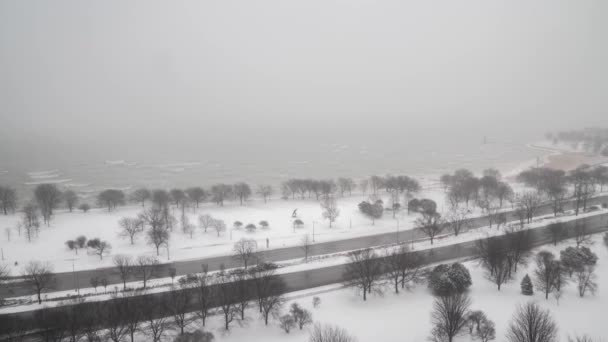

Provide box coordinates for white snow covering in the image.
[146,234,608,342]
[0,189,452,274]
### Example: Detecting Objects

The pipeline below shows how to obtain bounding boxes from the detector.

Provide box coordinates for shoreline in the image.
[527,141,608,172]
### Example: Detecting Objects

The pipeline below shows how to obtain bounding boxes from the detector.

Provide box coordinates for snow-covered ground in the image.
[0,189,452,275]
[148,233,608,342]
[4,205,606,316]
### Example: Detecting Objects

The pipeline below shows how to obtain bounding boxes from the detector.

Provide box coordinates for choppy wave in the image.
[24,179,72,185]
[27,170,59,177]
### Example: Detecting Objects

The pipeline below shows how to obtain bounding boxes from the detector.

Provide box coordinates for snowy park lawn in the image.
[169,234,607,342]
[0,189,449,274]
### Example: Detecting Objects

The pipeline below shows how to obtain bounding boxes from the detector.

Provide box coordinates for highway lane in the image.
[2,195,607,297]
[2,212,607,340]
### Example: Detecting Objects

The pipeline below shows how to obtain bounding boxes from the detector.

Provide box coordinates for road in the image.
[1,212,607,340]
[2,195,607,297]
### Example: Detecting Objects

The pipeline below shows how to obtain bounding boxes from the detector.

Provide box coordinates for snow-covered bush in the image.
[172,330,214,342]
[560,246,598,276]
[428,262,472,296]
[245,223,257,232]
[279,314,296,333]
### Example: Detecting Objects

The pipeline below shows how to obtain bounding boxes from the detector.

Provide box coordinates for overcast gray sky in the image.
[1,0,607,158]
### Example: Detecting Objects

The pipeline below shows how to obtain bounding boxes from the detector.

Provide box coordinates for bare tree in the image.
[446,208,469,236]
[88,238,112,260]
[212,219,226,237]
[279,315,296,333]
[383,245,423,294]
[573,220,593,247]
[430,293,471,342]
[337,177,356,196]
[533,251,559,300]
[233,182,252,205]
[260,279,286,326]
[195,264,213,326]
[301,234,313,262]
[135,255,160,289]
[113,255,132,290]
[22,261,55,304]
[169,188,187,207]
[504,225,533,274]
[34,183,62,225]
[249,262,281,318]
[309,323,357,342]
[64,302,86,342]
[216,268,238,330]
[478,239,512,291]
[185,187,207,208]
[167,280,193,335]
[97,189,126,211]
[343,248,383,301]
[130,188,151,207]
[118,217,144,244]
[569,166,595,215]
[321,196,340,228]
[104,298,129,342]
[516,192,542,224]
[359,179,369,195]
[211,184,233,206]
[22,203,41,242]
[35,309,68,342]
[0,186,17,215]
[233,238,257,269]
[575,265,597,297]
[198,214,214,233]
[506,302,557,342]
[151,189,171,209]
[256,184,274,203]
[142,298,172,342]
[63,190,78,212]
[231,268,251,320]
[290,302,313,330]
[546,222,567,246]
[416,210,444,245]
[474,317,496,342]
[147,224,170,256]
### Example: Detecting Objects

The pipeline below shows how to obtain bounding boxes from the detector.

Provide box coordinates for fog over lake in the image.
[1,0,607,191]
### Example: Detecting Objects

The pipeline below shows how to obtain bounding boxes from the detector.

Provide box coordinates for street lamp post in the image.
[396,218,400,244]
[312,221,316,243]
[71,259,78,295]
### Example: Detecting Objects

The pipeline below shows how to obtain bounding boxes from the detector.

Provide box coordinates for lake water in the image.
[0,131,547,201]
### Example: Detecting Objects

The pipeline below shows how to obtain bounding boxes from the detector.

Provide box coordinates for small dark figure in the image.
[292,209,298,218]
[266,238,269,248]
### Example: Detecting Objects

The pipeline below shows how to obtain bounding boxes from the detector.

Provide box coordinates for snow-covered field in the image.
[154,234,608,342]
[0,189,450,274]
[3,205,606,314]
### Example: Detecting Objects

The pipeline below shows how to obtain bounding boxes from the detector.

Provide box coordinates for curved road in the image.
[1,212,607,340]
[2,195,607,297]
